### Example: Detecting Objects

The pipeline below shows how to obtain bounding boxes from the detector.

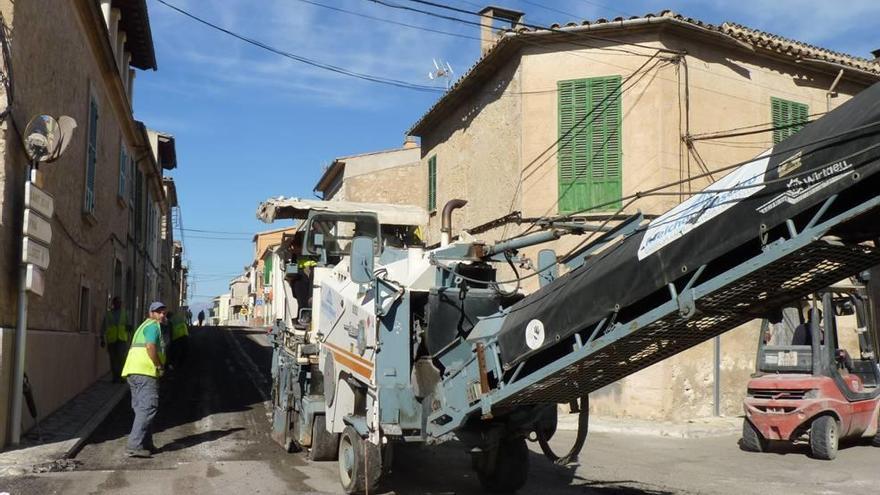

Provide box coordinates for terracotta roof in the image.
[408,10,880,136]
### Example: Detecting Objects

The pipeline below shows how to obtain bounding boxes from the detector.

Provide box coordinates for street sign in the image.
[24,183,54,218]
[25,264,45,296]
[22,237,50,269]
[23,209,52,244]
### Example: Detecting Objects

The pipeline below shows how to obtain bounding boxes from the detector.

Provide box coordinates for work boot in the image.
[126,448,152,458]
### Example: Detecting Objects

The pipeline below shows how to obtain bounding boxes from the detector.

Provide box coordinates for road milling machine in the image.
[258,83,880,493]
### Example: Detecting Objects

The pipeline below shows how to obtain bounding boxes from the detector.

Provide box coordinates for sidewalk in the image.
[558,413,742,438]
[0,374,128,476]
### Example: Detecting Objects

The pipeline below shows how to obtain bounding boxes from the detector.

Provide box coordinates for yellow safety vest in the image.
[121,319,166,378]
[104,309,129,344]
[171,316,189,341]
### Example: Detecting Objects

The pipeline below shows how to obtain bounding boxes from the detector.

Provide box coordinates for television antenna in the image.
[427,58,454,89]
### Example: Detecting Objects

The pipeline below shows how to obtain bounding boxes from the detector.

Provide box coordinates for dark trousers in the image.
[127,374,159,450]
[107,342,127,382]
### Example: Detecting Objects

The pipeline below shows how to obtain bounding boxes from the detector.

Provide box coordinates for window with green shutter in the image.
[84,94,99,214]
[771,97,809,144]
[264,255,273,285]
[557,76,622,214]
[118,144,127,200]
[427,155,437,211]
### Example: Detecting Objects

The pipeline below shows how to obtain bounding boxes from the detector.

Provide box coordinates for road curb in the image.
[63,383,129,459]
[557,414,741,439]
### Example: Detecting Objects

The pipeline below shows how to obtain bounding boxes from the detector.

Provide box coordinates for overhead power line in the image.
[295,0,481,41]
[519,0,582,20]
[154,0,444,93]
[384,0,679,55]
[182,227,254,235]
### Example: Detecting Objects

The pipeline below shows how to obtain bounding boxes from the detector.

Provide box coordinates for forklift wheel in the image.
[476,436,529,493]
[809,416,839,460]
[740,419,768,453]
[337,426,381,495]
[309,415,339,462]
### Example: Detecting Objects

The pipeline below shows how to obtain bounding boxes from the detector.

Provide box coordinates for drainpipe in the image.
[826,69,844,112]
[440,199,467,246]
[713,336,721,417]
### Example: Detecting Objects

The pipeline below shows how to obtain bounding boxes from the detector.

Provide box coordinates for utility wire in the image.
[579,0,635,19]
[552,120,880,222]
[519,0,583,21]
[499,53,667,239]
[441,134,880,293]
[155,0,444,93]
[294,0,482,41]
[182,227,254,235]
[393,0,679,55]
[367,0,654,58]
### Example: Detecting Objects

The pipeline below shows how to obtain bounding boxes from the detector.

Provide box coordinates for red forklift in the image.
[742,277,880,459]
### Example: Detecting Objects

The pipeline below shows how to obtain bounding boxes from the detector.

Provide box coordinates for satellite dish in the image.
[22,114,76,163]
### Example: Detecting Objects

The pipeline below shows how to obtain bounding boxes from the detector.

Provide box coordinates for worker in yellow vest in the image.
[167,310,190,370]
[101,296,130,383]
[121,301,168,458]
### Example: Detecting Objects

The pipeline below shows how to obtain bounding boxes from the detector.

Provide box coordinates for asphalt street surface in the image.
[1,326,878,494]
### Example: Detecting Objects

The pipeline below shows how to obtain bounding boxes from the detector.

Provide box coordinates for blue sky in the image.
[136,0,878,309]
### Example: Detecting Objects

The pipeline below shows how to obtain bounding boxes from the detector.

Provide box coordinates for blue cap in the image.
[149,301,167,312]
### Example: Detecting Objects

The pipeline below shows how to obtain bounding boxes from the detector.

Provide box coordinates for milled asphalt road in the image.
[1,326,878,494]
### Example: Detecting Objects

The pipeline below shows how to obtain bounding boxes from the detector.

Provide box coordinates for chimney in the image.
[479,6,525,56]
[403,135,419,149]
[872,48,880,63]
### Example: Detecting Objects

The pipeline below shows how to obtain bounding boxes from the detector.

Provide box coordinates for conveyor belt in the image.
[498,241,880,406]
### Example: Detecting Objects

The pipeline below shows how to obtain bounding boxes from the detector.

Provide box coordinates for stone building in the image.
[0,0,177,446]
[250,226,296,326]
[404,9,880,420]
[313,138,423,204]
[226,274,250,325]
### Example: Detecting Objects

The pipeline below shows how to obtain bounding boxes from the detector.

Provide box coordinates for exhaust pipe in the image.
[441,199,468,246]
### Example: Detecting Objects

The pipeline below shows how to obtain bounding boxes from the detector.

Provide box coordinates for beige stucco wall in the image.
[343,162,426,207]
[252,227,295,324]
[415,29,874,420]
[0,0,159,440]
[419,54,524,245]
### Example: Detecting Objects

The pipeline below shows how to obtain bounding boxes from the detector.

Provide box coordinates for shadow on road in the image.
[381,443,675,495]
[156,427,245,453]
[83,327,271,450]
[741,436,877,459]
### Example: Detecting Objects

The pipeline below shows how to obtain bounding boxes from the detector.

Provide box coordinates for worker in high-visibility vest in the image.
[167,310,190,369]
[100,296,130,383]
[121,301,168,458]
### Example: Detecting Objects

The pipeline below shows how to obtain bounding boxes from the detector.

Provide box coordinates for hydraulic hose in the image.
[536,395,589,465]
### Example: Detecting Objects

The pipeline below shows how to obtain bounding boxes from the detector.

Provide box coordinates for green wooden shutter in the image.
[118,145,127,199]
[264,256,273,285]
[558,76,622,213]
[84,95,98,213]
[771,97,809,144]
[589,76,622,210]
[427,155,437,211]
